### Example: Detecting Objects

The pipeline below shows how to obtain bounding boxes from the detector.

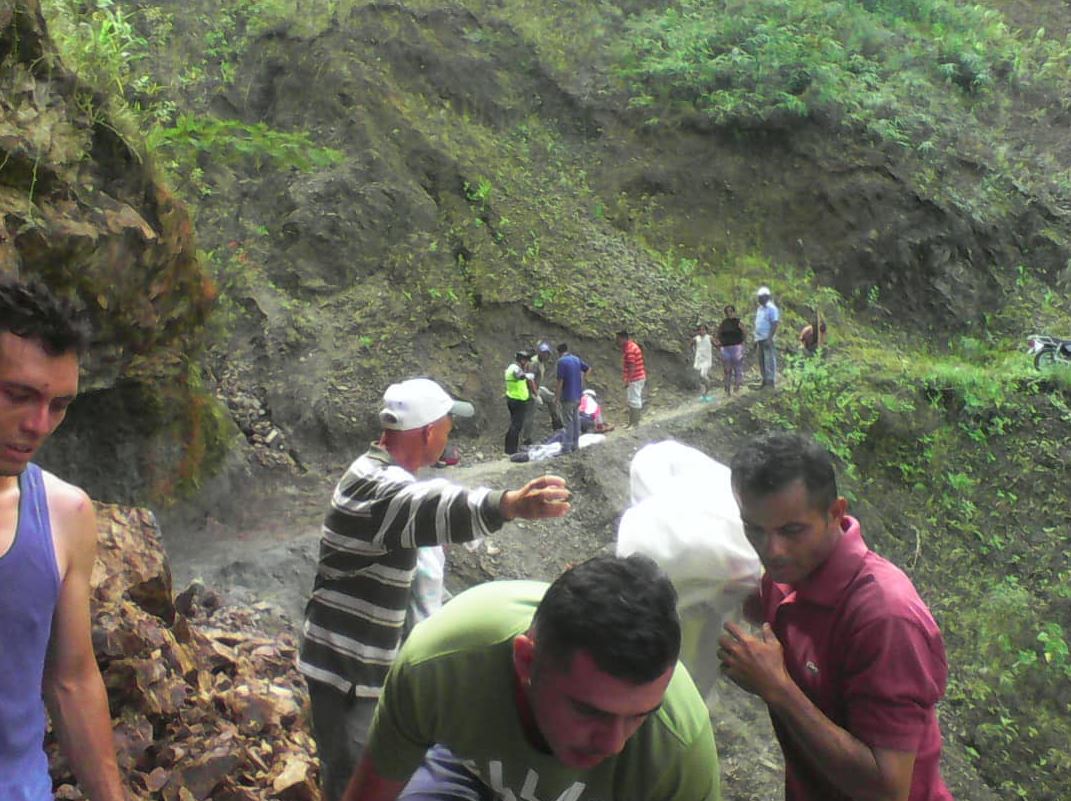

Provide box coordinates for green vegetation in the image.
[41,0,343,199]
[42,0,149,95]
[145,116,344,196]
[615,0,1071,139]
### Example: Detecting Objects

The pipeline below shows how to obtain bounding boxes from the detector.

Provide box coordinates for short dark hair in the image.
[615,330,629,340]
[531,554,680,684]
[0,277,90,355]
[730,432,838,512]
[556,342,568,354]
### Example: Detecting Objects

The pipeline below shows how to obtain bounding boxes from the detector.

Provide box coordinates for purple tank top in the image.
[0,463,61,800]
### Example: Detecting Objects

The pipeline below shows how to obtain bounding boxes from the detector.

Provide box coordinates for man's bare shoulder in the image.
[40,470,93,515]
[40,470,96,551]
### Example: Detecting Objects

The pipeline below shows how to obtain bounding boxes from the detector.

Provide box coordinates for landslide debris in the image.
[47,504,319,801]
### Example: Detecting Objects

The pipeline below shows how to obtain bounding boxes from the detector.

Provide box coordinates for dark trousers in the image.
[757,338,777,386]
[546,397,563,430]
[504,398,530,454]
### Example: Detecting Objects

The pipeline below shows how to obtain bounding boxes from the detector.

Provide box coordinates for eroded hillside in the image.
[22,1,1071,799]
[48,0,1070,471]
[0,0,224,502]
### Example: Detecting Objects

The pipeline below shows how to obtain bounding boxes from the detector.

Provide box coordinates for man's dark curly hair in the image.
[0,276,90,356]
[731,432,838,512]
[531,554,680,684]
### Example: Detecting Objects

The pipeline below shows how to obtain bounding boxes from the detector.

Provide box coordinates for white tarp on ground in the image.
[525,432,607,462]
[616,440,761,699]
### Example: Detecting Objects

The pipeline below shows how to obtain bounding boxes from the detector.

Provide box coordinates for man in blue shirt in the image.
[555,343,590,454]
[754,286,780,388]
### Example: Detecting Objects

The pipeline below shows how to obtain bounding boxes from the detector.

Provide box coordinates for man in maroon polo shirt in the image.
[718,433,952,801]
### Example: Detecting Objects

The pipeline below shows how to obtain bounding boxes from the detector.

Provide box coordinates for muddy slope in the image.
[117,0,1071,488]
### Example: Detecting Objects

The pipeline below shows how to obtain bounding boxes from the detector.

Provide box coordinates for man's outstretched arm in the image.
[341,753,407,801]
[43,489,125,801]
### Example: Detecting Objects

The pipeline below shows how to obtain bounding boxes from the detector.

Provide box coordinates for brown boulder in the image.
[91,503,176,623]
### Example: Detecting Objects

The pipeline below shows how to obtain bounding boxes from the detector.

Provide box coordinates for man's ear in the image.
[829,496,848,521]
[513,633,536,686]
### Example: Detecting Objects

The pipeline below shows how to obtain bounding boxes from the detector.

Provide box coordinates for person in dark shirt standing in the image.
[554,343,590,454]
[716,305,746,396]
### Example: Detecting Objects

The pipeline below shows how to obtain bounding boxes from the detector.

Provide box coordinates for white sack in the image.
[616,440,762,698]
[629,439,734,506]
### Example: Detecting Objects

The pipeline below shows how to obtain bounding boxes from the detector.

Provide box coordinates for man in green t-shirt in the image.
[340,554,721,801]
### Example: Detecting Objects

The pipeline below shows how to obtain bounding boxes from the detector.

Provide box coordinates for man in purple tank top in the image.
[0,277,125,800]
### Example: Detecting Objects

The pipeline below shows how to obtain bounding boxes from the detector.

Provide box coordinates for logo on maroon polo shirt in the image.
[805,660,819,675]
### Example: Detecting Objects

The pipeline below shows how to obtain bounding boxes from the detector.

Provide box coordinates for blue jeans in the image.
[757,339,777,386]
[399,745,492,801]
[559,400,580,452]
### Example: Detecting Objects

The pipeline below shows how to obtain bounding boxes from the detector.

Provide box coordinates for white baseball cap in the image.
[756,286,771,297]
[379,379,475,431]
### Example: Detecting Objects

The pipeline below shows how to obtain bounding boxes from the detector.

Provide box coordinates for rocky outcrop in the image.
[47,503,319,800]
[1,1,224,504]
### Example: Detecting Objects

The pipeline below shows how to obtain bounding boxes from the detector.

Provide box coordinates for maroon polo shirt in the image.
[761,516,953,801]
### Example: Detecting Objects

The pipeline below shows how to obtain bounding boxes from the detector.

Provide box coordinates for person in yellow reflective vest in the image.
[504,351,535,455]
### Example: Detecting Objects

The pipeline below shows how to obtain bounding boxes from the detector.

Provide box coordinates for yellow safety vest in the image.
[505,364,530,401]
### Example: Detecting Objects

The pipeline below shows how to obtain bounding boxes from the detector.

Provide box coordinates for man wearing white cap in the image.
[754,286,780,388]
[299,378,572,801]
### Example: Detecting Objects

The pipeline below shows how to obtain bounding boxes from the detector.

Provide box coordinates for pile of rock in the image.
[48,504,319,800]
[215,364,300,472]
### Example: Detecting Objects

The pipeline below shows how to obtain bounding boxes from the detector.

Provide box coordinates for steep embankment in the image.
[57,0,1071,473]
[1,0,225,504]
[25,1,1071,800]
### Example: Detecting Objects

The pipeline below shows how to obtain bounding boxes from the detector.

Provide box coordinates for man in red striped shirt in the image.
[616,330,647,428]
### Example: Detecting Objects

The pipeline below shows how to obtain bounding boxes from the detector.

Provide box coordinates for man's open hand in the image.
[501,475,571,521]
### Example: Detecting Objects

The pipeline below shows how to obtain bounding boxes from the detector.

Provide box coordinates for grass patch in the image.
[614,0,1071,142]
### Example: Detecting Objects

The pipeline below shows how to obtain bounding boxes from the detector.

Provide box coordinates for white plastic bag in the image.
[617,440,761,698]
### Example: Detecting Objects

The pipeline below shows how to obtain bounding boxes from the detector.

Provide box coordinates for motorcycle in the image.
[1027,335,1071,369]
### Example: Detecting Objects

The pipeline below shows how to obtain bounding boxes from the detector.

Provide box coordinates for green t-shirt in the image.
[368,581,721,801]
